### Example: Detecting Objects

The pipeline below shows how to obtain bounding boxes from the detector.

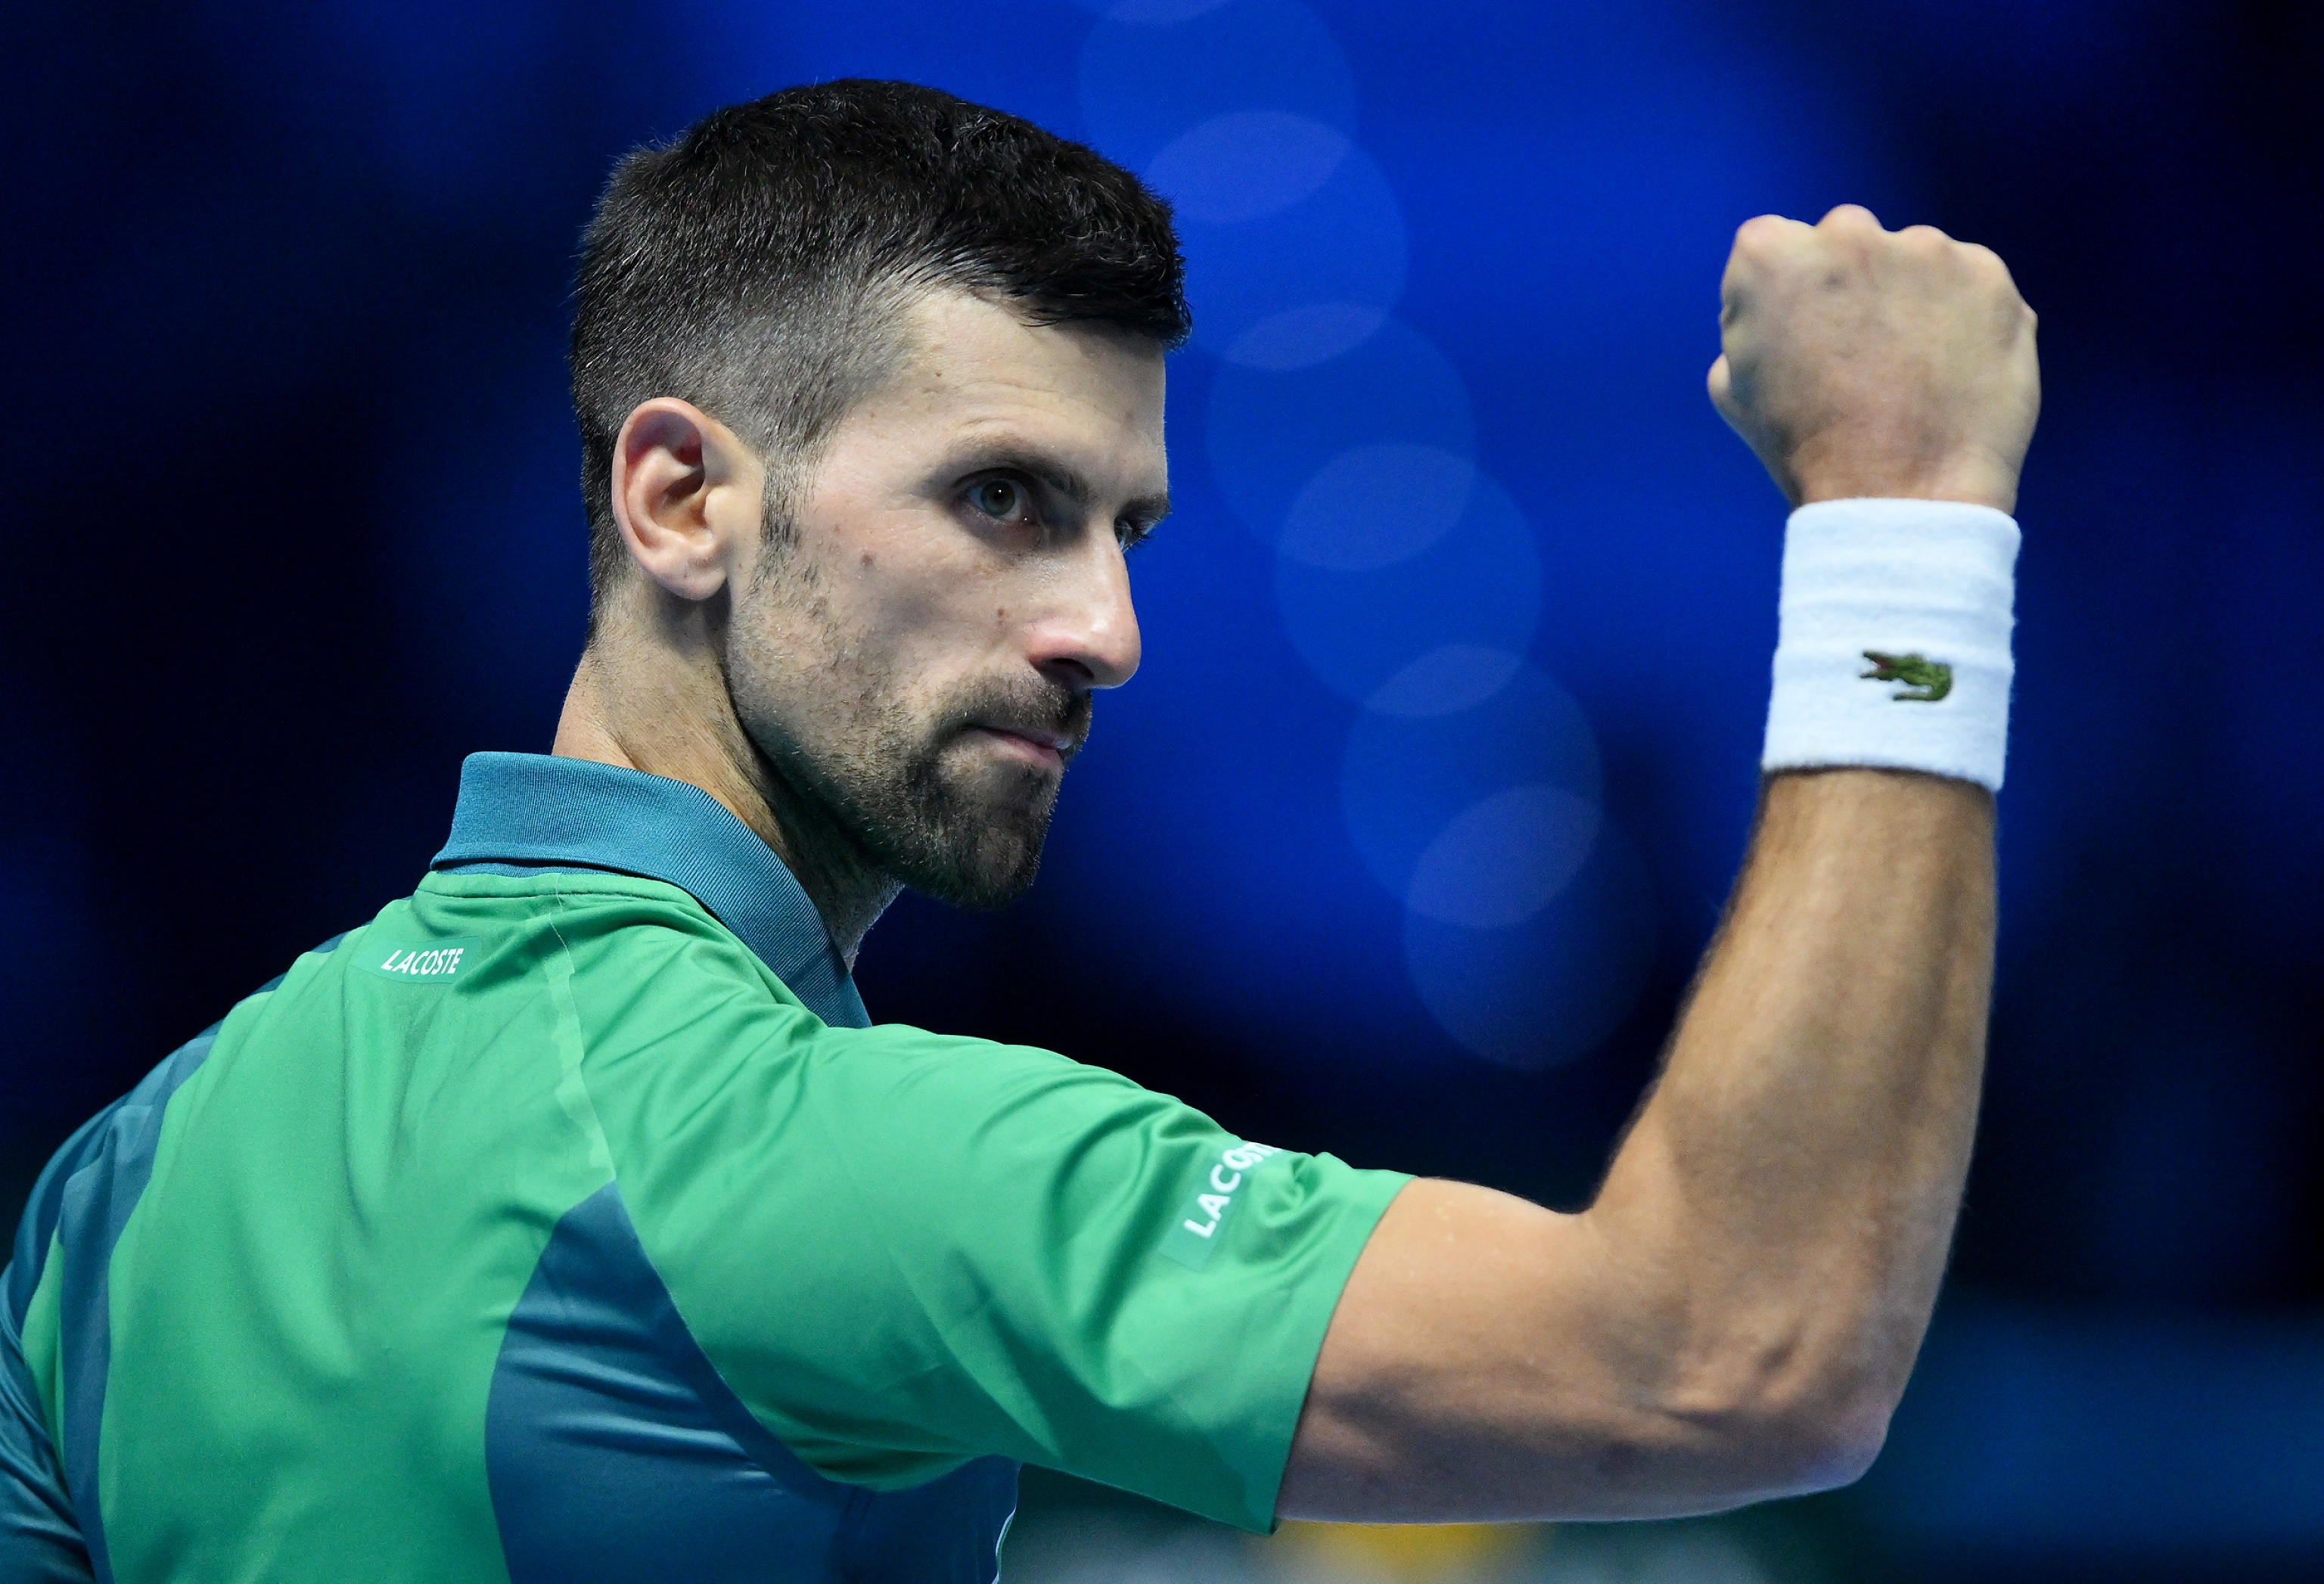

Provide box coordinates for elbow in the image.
[1675,1343,1906,1503]
[1757,1390,1892,1495]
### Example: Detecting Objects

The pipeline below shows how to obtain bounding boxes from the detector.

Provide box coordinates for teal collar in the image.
[430,752,868,1030]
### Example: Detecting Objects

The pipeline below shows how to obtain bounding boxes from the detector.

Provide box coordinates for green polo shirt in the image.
[1,753,1409,1582]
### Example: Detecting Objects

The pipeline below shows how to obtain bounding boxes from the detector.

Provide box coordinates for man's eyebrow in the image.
[955,445,1171,525]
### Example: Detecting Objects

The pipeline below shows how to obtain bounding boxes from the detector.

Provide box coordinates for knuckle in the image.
[1819,202,1880,231]
[1961,242,2013,284]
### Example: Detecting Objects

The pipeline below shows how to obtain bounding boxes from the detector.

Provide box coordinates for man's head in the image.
[568,82,1186,912]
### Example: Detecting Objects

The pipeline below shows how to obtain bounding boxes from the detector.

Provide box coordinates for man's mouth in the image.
[967,722,1078,771]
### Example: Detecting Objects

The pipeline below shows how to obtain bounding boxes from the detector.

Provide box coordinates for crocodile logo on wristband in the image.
[1860,651,1953,702]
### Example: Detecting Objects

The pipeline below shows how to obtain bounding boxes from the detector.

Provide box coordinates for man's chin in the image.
[898,831,1047,910]
[881,784,1058,910]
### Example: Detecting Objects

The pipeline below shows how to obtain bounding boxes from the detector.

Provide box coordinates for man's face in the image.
[723,287,1169,908]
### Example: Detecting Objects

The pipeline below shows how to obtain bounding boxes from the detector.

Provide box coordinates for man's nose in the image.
[1028,533,1142,692]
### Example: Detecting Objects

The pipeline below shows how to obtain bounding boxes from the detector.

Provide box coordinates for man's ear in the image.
[610,398,763,601]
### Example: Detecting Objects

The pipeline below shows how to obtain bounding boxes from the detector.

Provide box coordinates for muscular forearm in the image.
[1282,772,1995,1523]
[1583,767,1994,1480]
[1282,206,2033,1523]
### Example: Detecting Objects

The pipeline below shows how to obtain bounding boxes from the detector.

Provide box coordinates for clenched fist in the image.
[1709,204,2039,514]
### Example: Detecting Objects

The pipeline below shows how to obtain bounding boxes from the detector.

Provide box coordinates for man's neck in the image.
[550,648,899,965]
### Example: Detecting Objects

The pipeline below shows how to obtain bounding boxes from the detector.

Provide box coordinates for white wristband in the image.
[1762,498,2021,791]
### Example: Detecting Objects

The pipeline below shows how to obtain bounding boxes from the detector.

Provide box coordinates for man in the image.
[0,79,2037,1581]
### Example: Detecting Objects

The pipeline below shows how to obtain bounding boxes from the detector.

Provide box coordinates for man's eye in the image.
[969,478,1024,520]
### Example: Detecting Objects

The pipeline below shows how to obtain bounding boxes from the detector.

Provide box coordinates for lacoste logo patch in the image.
[1160,1141,1285,1271]
[1861,651,1953,703]
[356,936,482,984]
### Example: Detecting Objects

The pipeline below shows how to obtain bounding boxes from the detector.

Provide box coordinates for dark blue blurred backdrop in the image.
[5,2,2320,1579]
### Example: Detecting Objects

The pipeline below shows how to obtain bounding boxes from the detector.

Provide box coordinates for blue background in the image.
[4,2,2320,1577]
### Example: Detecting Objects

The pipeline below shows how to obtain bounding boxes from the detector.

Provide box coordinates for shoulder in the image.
[415,868,744,960]
[798,1022,1202,1152]
[410,868,800,1018]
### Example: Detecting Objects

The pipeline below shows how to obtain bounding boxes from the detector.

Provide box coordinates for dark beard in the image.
[763,672,1090,911]
[732,513,1091,911]
[881,728,1067,907]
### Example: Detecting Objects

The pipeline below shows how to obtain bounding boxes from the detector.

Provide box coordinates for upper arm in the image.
[1279,1178,1854,1524]
[787,1034,1404,1530]
[579,978,1408,1531]
[1279,1179,1643,1524]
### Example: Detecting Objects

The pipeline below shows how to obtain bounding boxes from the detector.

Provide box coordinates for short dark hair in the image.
[569,79,1190,618]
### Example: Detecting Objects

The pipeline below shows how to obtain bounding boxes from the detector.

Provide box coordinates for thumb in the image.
[1706,353,1741,431]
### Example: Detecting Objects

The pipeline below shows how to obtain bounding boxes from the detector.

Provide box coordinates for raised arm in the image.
[1279,205,2040,1523]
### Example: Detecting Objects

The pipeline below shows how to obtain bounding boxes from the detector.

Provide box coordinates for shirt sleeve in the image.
[573,926,1408,1533]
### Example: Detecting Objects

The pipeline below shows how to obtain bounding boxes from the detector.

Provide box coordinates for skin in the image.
[555,287,1167,959]
[560,203,2040,1523]
[1279,203,2038,1520]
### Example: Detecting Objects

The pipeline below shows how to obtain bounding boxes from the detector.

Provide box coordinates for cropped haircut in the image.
[570,79,1191,623]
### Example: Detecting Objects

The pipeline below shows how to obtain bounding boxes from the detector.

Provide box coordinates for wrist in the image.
[1761,498,2020,792]
[1790,450,2021,518]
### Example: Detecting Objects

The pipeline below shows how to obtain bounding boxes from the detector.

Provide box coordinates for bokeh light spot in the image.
[1145,111,1350,224]
[1365,644,1526,719]
[1404,822,1658,1070]
[1278,443,1475,571]
[1208,318,1473,543]
[1341,658,1601,899]
[1173,138,1406,360]
[1224,303,1387,370]
[1406,783,1602,928]
[1077,0,1354,172]
[1276,474,1543,702]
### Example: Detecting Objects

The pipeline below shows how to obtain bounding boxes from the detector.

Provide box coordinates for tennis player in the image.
[1,80,2037,1581]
